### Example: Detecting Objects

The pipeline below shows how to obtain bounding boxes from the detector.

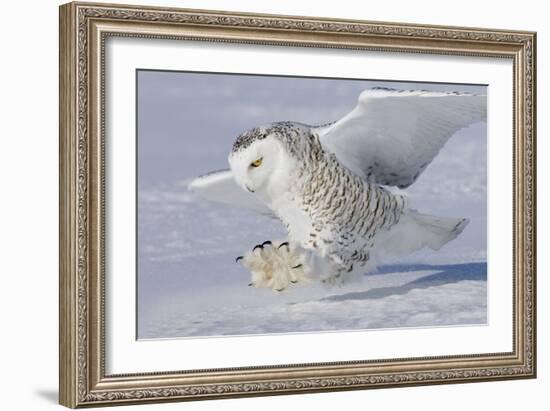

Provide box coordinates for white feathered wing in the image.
[314,88,486,188]
[188,170,273,216]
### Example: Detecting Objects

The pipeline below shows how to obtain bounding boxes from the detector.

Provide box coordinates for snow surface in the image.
[137,182,487,339]
[136,72,487,339]
[139,264,486,339]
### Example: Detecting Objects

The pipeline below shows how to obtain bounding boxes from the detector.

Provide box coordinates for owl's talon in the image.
[238,240,310,292]
[236,256,244,263]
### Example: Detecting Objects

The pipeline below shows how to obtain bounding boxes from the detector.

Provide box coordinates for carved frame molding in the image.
[59,2,536,407]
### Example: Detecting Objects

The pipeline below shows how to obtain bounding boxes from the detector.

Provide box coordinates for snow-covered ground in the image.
[136,72,487,339]
[139,260,486,339]
[137,166,487,339]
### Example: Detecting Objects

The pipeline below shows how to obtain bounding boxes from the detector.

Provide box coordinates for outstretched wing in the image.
[313,88,487,188]
[188,170,273,216]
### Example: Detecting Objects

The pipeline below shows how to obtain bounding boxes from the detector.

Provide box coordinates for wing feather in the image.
[313,88,487,188]
[188,170,273,216]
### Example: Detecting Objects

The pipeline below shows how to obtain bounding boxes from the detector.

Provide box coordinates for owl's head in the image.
[228,123,306,203]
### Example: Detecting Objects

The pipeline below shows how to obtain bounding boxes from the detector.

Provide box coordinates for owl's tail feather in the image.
[406,210,469,251]
[371,210,469,259]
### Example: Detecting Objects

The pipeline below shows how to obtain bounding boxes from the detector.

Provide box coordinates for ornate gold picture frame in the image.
[59,1,536,408]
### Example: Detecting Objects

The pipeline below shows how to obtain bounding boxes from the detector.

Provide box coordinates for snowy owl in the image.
[189,87,486,291]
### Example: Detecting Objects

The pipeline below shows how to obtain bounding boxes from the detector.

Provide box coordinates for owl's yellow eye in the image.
[250,157,263,168]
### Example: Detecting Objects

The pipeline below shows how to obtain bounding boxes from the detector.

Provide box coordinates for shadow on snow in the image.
[320,262,487,302]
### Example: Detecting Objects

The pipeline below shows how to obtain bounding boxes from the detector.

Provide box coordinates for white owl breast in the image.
[269,192,313,246]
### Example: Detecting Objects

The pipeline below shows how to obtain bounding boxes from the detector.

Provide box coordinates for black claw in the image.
[261,240,272,247]
[291,280,298,284]
[248,283,253,287]
[292,264,303,269]
[275,288,285,292]
[252,244,263,252]
[278,242,289,250]
[235,256,244,263]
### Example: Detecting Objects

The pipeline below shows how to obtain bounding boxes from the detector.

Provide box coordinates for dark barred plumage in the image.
[255,122,406,275]
[295,134,404,274]
[232,122,307,155]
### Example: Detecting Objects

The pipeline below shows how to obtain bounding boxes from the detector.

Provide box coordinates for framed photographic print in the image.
[59,1,537,408]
